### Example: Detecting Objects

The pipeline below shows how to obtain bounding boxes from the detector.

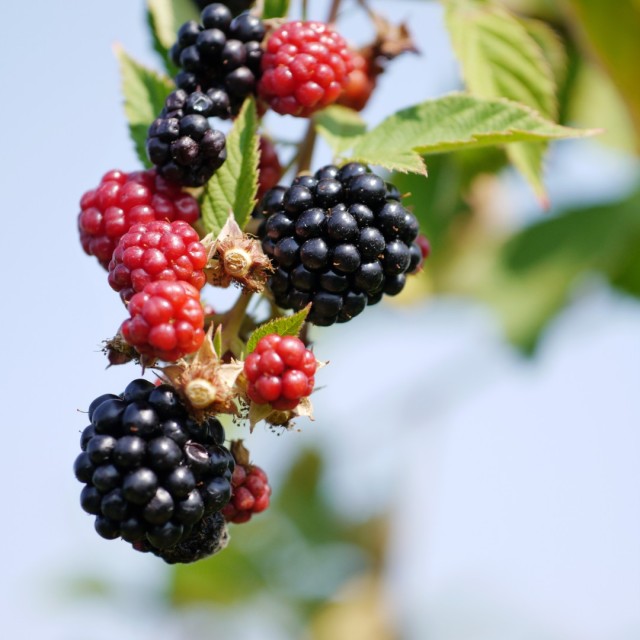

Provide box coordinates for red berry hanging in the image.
[244,334,317,410]
[108,220,208,303]
[336,51,376,112]
[258,21,354,117]
[78,169,200,269]
[120,280,205,362]
[221,441,272,524]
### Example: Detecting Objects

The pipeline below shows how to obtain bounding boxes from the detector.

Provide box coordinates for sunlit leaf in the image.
[201,98,259,235]
[114,46,173,167]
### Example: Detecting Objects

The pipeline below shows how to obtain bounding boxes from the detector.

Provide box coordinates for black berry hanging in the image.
[74,379,233,561]
[257,163,423,326]
[147,89,227,187]
[171,4,265,119]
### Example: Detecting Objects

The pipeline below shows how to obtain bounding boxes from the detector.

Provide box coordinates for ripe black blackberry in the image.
[194,0,254,16]
[74,379,233,561]
[134,511,229,563]
[257,164,423,326]
[147,89,227,187]
[171,4,265,119]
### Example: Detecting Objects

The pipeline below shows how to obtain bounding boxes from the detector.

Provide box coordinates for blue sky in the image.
[1,1,638,638]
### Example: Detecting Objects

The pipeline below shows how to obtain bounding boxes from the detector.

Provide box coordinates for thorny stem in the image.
[220,291,254,358]
[327,0,342,23]
[296,123,317,174]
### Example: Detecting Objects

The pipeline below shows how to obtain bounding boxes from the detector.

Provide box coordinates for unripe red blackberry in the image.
[257,136,282,200]
[120,280,205,362]
[257,164,424,325]
[74,380,233,560]
[147,89,227,188]
[170,5,265,119]
[336,51,376,112]
[108,220,208,302]
[244,334,316,410]
[222,462,271,523]
[78,169,200,269]
[258,21,354,117]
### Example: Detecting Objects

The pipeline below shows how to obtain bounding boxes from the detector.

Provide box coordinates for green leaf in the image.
[201,98,259,235]
[567,0,640,150]
[314,106,367,157]
[114,46,174,167]
[445,0,556,118]
[146,0,199,53]
[263,0,290,19]
[519,17,568,90]
[345,94,597,173]
[245,305,311,354]
[436,188,640,353]
[443,0,559,199]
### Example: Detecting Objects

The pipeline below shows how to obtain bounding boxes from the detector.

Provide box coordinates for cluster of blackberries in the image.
[74,379,233,562]
[257,163,422,326]
[147,89,228,187]
[146,4,266,187]
[171,5,264,117]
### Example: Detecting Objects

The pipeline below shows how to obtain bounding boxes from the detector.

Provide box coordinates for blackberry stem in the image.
[220,291,254,357]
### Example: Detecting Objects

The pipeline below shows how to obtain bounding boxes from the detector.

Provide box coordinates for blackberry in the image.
[194,0,254,16]
[74,380,233,561]
[136,511,229,563]
[146,89,227,188]
[170,5,265,119]
[257,164,423,325]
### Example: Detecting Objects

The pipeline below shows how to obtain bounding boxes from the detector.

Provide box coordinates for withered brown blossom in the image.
[204,214,273,293]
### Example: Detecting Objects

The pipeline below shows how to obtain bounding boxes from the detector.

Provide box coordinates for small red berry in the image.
[78,169,200,269]
[258,21,354,117]
[224,455,272,525]
[120,280,204,362]
[336,51,376,112]
[244,334,317,408]
[108,220,207,302]
[257,137,283,200]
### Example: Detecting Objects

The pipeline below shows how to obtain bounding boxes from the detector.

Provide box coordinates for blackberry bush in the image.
[74,379,233,560]
[170,5,265,119]
[257,163,422,326]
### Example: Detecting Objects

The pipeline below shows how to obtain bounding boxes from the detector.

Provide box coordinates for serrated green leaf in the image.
[445,0,556,117]
[519,17,568,90]
[201,98,259,235]
[114,46,174,168]
[444,0,558,198]
[346,94,597,173]
[245,305,310,354]
[434,188,640,353]
[568,0,640,150]
[263,0,290,19]
[146,0,199,52]
[313,106,367,157]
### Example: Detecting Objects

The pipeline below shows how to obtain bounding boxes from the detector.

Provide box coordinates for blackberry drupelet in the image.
[194,0,254,16]
[257,163,423,326]
[171,5,265,119]
[147,89,227,188]
[74,379,233,561]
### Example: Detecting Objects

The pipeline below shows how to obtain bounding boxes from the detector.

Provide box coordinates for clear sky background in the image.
[1,1,638,639]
